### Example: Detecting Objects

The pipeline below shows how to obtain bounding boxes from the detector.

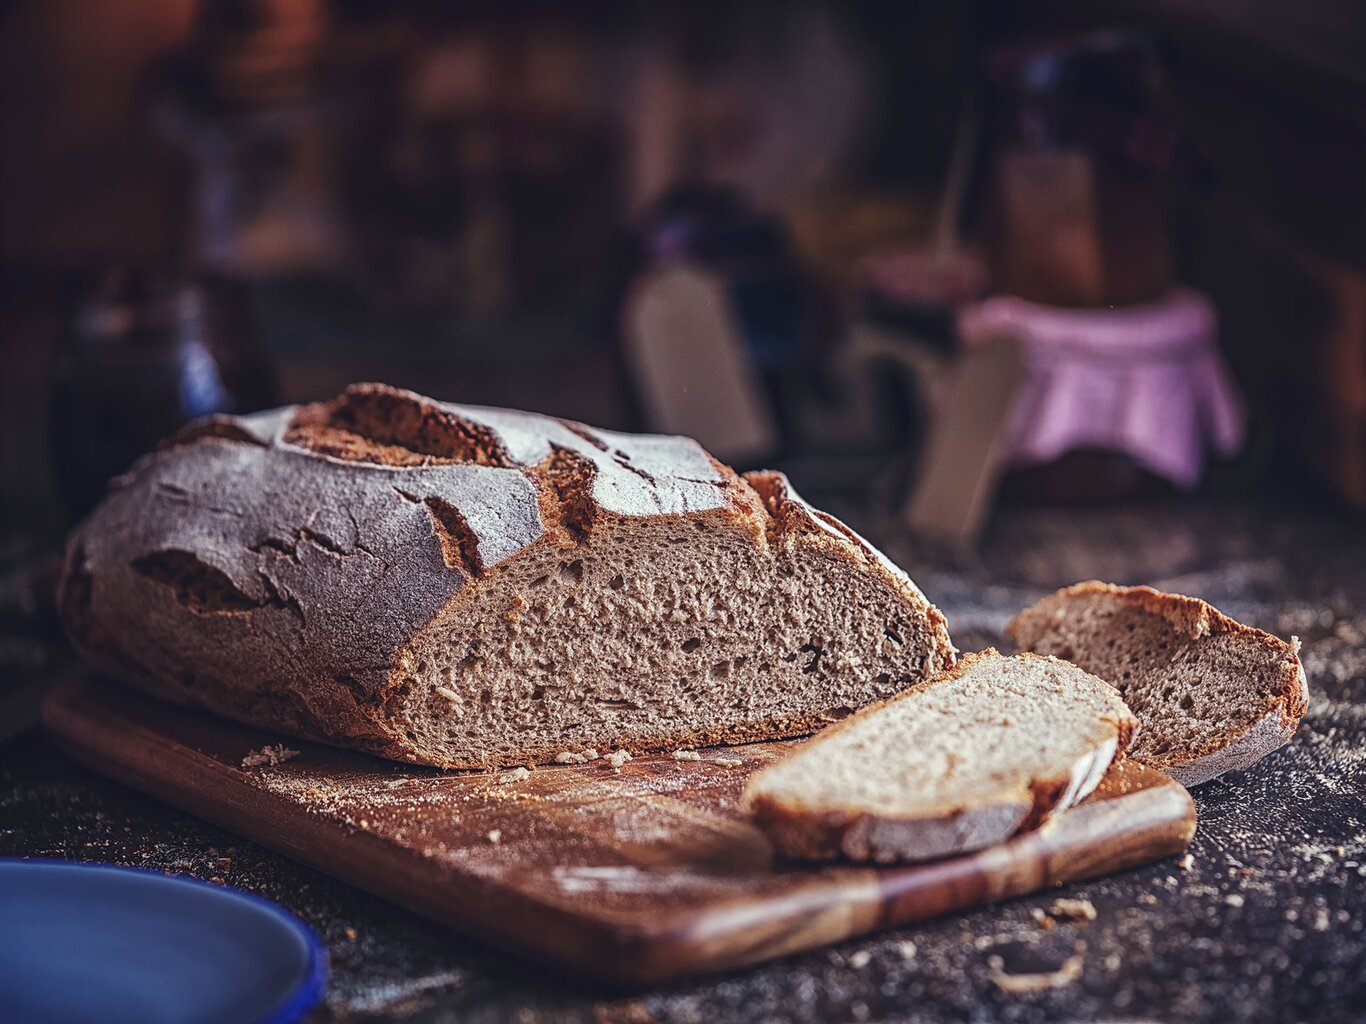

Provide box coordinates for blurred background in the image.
[0,0,1363,681]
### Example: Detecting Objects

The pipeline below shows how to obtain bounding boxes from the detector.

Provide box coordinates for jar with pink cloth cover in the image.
[956,288,1245,492]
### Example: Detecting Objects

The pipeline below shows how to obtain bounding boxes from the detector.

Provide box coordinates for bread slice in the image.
[742,651,1136,863]
[58,383,955,769]
[1007,582,1307,786]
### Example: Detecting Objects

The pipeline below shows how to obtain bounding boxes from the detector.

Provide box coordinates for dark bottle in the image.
[49,268,276,521]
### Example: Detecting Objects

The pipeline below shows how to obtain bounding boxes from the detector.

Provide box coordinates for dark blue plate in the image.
[0,860,326,1024]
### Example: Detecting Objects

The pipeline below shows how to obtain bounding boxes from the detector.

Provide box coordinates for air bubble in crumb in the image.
[241,744,298,768]
[672,750,702,761]
[606,750,632,770]
[498,767,531,784]
[487,830,502,844]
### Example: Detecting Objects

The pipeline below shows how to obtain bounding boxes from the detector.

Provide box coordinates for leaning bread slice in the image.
[1007,582,1307,787]
[743,651,1137,863]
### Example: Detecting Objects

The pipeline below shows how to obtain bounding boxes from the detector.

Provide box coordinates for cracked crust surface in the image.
[58,383,955,768]
[1007,582,1308,786]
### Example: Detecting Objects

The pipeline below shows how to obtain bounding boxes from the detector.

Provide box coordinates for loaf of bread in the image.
[1008,582,1307,786]
[743,650,1136,863]
[58,383,955,769]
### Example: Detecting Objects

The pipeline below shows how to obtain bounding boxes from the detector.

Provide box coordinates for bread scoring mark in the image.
[132,548,301,619]
[283,383,515,468]
[153,482,191,502]
[741,470,788,548]
[334,674,367,702]
[744,469,857,555]
[559,419,661,489]
[557,420,610,452]
[540,446,598,541]
[256,572,307,626]
[249,525,358,567]
[160,416,271,451]
[422,496,485,576]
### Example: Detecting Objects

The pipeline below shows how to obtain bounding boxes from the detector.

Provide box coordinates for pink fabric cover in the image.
[956,288,1245,488]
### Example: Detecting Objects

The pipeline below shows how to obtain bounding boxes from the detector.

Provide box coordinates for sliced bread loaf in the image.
[58,383,956,769]
[742,651,1137,863]
[1007,582,1307,786]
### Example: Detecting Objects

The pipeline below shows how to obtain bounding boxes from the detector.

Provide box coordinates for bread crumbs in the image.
[714,757,744,767]
[555,749,600,765]
[672,750,702,761]
[487,830,502,844]
[989,944,1086,993]
[498,767,531,784]
[605,750,632,770]
[241,744,299,768]
[1049,897,1097,923]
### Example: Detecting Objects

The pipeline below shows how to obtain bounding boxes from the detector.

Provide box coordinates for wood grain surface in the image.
[42,676,1197,986]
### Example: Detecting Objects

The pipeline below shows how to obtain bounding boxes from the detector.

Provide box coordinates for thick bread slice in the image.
[58,383,955,769]
[742,651,1137,863]
[1007,582,1308,786]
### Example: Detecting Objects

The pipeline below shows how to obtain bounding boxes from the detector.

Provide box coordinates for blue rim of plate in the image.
[0,858,328,1024]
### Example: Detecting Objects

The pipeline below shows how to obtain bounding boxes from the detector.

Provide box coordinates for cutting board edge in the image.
[40,680,667,985]
[40,677,1199,987]
[607,772,1196,983]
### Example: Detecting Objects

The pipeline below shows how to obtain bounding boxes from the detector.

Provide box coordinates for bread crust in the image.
[1006,581,1307,785]
[743,650,1136,863]
[58,383,954,769]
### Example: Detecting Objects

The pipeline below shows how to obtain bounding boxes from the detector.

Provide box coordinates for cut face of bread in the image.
[391,465,956,768]
[59,383,955,769]
[742,651,1136,863]
[1007,582,1308,786]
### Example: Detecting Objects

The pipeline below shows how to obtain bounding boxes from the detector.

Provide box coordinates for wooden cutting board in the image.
[43,677,1196,986]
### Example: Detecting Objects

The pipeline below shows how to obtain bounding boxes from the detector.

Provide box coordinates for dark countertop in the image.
[2,498,1364,1023]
